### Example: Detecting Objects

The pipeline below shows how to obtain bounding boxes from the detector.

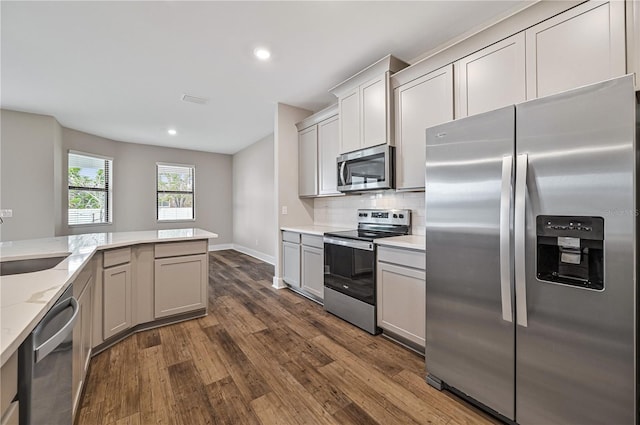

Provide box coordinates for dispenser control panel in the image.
[536,216,604,291]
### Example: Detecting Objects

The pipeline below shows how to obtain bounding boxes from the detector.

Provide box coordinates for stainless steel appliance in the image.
[337,145,394,192]
[425,75,637,424]
[324,209,410,334]
[18,285,79,425]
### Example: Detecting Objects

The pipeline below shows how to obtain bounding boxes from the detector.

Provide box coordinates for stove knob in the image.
[399,214,404,219]
[393,214,398,218]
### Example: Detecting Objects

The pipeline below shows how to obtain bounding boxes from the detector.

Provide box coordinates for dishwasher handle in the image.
[33,296,79,363]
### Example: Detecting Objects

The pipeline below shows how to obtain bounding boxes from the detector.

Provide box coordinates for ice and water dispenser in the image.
[536,216,604,290]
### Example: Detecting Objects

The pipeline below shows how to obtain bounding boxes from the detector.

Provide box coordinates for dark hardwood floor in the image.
[77,250,498,425]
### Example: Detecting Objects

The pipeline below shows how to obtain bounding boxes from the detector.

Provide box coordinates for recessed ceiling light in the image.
[168,129,177,135]
[254,47,271,61]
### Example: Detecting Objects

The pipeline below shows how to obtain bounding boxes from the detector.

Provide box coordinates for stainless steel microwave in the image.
[337,145,394,192]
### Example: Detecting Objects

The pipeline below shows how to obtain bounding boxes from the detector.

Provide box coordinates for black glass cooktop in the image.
[324,229,407,242]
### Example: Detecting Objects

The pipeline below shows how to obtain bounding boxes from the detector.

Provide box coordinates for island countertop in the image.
[0,228,217,366]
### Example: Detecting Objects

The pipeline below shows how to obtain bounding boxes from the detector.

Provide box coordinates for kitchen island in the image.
[0,228,217,365]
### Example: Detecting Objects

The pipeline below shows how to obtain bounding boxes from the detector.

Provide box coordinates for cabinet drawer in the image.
[1,352,17,417]
[301,234,323,249]
[282,231,301,244]
[154,240,207,259]
[377,246,425,270]
[103,247,131,268]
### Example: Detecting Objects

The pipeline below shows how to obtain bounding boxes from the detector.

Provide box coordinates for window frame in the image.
[156,162,196,222]
[67,150,113,227]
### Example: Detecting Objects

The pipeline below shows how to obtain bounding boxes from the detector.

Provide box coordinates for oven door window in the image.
[340,153,385,186]
[324,243,374,305]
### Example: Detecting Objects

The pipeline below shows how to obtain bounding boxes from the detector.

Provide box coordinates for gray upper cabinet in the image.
[525,1,626,99]
[317,115,340,196]
[296,104,340,198]
[393,64,454,191]
[331,55,409,154]
[298,125,318,197]
[338,89,361,154]
[455,32,526,119]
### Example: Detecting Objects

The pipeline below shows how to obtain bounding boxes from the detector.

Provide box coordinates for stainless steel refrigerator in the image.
[425,75,637,424]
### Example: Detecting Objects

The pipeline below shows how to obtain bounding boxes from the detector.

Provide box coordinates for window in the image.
[68,152,112,225]
[157,163,194,221]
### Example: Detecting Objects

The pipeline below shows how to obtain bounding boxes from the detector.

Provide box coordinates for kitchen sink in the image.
[0,255,69,276]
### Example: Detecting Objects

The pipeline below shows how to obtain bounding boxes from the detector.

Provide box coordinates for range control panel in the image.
[357,209,411,226]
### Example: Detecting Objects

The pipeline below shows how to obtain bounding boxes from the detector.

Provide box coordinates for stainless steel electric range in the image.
[323,209,411,334]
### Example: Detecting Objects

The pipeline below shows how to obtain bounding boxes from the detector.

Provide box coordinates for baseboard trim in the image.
[209,243,233,251]
[232,244,275,265]
[208,243,275,265]
[272,276,286,289]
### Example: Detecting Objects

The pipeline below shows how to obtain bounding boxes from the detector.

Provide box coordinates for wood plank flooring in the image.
[77,250,499,425]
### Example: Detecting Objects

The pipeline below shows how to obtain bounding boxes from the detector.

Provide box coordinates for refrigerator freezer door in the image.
[426,106,515,419]
[515,75,636,425]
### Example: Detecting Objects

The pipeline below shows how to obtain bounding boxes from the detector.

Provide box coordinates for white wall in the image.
[314,191,426,235]
[273,103,313,285]
[0,110,61,241]
[232,133,275,262]
[62,128,232,245]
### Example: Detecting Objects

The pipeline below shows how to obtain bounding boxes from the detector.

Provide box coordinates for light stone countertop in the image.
[374,235,426,251]
[280,225,351,236]
[0,228,217,366]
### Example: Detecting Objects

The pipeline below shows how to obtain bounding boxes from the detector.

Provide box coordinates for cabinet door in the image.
[81,283,93,373]
[361,74,388,149]
[526,1,626,99]
[298,126,318,197]
[301,245,324,300]
[282,241,300,288]
[317,115,340,195]
[103,263,132,339]
[73,278,93,415]
[338,88,361,154]
[376,261,426,347]
[455,32,526,118]
[154,254,207,319]
[395,65,454,190]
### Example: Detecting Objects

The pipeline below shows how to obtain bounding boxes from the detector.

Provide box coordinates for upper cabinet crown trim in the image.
[295,103,338,131]
[391,1,583,89]
[329,54,409,98]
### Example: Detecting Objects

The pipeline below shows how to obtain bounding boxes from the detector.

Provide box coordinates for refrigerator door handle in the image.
[499,155,513,322]
[515,153,528,327]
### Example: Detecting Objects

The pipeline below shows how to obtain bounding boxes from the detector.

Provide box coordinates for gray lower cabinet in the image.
[154,254,207,318]
[72,275,93,415]
[102,262,132,339]
[282,232,325,301]
[301,245,324,300]
[1,352,18,425]
[376,246,426,350]
[282,240,301,288]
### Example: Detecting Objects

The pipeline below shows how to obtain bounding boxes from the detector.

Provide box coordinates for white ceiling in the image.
[1,1,531,155]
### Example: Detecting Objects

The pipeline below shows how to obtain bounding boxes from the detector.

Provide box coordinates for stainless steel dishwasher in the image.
[18,284,79,425]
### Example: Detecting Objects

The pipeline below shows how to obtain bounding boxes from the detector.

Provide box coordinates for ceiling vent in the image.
[181,94,209,105]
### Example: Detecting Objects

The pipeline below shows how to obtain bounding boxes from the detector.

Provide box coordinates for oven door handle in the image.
[324,237,374,251]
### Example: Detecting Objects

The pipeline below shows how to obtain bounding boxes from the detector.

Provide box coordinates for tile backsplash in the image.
[314,191,425,235]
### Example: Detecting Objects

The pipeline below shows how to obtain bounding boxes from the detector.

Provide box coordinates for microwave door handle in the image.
[339,161,347,186]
